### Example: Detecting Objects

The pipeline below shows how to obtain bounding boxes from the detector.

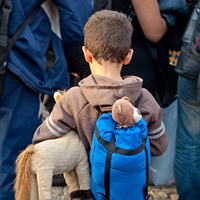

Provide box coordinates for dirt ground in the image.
[148,185,178,200]
[51,184,178,200]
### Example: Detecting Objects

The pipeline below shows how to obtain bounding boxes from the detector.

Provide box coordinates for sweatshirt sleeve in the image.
[139,89,167,157]
[32,88,78,144]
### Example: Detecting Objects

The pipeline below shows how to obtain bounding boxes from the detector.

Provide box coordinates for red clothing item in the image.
[32,74,167,156]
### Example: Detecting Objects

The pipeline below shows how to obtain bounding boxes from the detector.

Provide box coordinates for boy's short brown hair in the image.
[84,10,133,64]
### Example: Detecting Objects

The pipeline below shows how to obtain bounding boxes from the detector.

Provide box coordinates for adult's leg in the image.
[0,70,41,200]
[174,75,200,200]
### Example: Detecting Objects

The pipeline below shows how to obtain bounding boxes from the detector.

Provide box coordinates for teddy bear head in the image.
[112,96,142,126]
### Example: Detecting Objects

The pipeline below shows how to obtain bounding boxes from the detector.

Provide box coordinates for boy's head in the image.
[83,10,133,65]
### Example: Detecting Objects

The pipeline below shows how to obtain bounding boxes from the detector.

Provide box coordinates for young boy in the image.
[33,10,167,157]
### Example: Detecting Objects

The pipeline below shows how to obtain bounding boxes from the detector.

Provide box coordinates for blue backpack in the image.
[90,97,151,200]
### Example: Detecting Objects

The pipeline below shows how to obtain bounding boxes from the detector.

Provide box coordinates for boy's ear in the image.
[82,46,93,63]
[123,49,134,65]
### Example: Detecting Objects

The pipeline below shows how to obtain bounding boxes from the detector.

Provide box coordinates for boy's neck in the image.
[90,60,123,81]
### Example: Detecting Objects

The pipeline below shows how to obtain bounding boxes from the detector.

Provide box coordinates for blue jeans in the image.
[174,76,200,200]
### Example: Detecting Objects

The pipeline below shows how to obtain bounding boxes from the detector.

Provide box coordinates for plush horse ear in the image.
[54,91,63,102]
[53,90,67,102]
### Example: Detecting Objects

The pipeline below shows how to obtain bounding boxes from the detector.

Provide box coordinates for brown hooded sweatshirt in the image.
[32,75,167,156]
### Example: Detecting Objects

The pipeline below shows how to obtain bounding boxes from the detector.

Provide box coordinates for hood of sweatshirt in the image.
[79,74,143,111]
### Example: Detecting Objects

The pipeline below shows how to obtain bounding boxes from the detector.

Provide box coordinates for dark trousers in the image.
[0,70,41,200]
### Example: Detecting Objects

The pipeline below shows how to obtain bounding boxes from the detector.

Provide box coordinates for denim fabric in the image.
[174,75,200,200]
[0,70,41,200]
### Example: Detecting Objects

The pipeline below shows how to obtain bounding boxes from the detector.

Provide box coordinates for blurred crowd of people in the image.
[0,0,199,200]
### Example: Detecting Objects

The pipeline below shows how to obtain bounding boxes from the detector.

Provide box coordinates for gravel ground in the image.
[148,185,178,200]
[51,184,178,200]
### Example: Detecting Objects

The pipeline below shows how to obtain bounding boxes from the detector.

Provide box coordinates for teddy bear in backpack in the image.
[90,96,151,200]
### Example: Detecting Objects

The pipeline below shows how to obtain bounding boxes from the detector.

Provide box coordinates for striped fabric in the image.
[46,114,68,137]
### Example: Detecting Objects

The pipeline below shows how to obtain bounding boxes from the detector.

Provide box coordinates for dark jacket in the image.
[7,0,93,95]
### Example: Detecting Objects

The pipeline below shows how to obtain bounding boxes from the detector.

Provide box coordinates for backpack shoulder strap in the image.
[0,0,12,47]
[12,2,42,42]
[94,106,103,115]
[135,91,142,108]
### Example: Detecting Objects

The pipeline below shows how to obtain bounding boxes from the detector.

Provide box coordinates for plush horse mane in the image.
[14,144,34,200]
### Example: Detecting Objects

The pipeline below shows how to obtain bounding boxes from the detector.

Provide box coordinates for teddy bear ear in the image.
[122,96,130,102]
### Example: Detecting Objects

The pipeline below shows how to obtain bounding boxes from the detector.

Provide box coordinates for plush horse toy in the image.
[14,91,93,200]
